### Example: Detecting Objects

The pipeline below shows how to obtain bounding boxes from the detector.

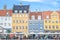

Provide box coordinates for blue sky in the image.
[0,0,60,11]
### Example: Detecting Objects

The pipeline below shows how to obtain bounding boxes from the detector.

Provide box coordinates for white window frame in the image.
[24,10,26,13]
[15,10,17,13]
[46,16,49,19]
[6,12,9,16]
[38,16,41,20]
[31,15,35,20]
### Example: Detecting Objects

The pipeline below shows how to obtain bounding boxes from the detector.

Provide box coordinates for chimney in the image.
[4,4,7,10]
[20,2,22,6]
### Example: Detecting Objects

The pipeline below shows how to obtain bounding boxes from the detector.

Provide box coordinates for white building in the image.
[0,10,12,28]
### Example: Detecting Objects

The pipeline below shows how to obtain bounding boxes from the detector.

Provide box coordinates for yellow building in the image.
[12,4,29,34]
[44,11,60,33]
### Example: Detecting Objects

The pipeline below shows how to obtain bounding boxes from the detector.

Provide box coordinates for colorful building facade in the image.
[28,12,44,34]
[0,5,12,28]
[44,11,60,33]
[0,4,60,34]
[12,4,29,34]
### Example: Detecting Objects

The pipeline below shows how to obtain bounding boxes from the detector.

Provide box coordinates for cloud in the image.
[20,0,43,2]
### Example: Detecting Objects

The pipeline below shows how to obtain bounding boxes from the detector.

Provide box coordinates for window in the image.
[52,21,54,23]
[26,21,27,23]
[49,20,51,23]
[24,10,26,13]
[26,26,27,29]
[1,17,3,20]
[13,27,15,29]
[22,26,24,29]
[31,15,35,20]
[45,20,47,23]
[52,26,55,29]
[56,26,58,29]
[35,28,38,30]
[15,10,17,13]
[16,20,18,23]
[8,23,11,26]
[13,20,15,23]
[46,16,49,19]
[5,18,7,20]
[49,26,51,29]
[16,26,18,29]
[20,20,21,23]
[0,23,3,25]
[6,12,9,16]
[21,20,24,23]
[45,26,48,29]
[19,10,22,13]
[20,26,21,29]
[52,16,58,18]
[38,16,41,20]
[56,21,58,23]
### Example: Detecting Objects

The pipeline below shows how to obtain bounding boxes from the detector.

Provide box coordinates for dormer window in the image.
[31,15,35,20]
[6,12,9,16]
[24,10,26,13]
[38,16,41,20]
[46,16,49,19]
[19,10,22,13]
[15,10,17,13]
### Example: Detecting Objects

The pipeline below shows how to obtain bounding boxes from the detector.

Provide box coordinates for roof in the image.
[0,10,12,16]
[13,5,29,13]
[29,12,42,20]
[43,11,60,19]
[30,12,42,15]
[56,11,60,19]
[43,11,53,19]
[13,5,29,10]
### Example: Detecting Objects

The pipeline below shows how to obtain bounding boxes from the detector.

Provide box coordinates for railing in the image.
[2,32,60,34]
[0,39,59,40]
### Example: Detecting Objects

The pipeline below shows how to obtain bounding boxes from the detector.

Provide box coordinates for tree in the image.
[6,29,11,33]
